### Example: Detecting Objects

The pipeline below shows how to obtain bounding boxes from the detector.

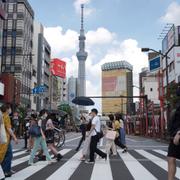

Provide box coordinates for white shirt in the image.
[92,116,101,136]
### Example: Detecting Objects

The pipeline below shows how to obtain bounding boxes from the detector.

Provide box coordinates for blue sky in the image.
[29,0,176,50]
[28,0,180,111]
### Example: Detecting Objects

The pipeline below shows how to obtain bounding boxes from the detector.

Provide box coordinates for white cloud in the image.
[86,28,115,46]
[44,26,78,56]
[160,2,180,25]
[44,26,148,112]
[74,0,95,16]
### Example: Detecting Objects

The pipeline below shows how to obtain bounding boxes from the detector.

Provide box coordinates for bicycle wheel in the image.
[57,130,66,147]
[54,129,61,147]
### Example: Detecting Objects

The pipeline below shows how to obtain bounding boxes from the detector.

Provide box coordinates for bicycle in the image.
[54,127,66,148]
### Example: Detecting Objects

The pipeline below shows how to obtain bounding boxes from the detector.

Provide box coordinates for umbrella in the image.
[72,96,95,106]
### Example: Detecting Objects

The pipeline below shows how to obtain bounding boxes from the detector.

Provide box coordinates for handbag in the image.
[0,122,7,144]
[29,125,41,137]
[105,130,116,140]
[94,128,104,140]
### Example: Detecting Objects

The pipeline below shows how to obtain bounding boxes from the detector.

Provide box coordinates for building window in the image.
[150,88,153,92]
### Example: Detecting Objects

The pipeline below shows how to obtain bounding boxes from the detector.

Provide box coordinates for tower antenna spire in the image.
[81,4,84,30]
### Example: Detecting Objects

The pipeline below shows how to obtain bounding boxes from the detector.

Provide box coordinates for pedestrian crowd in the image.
[0,105,63,179]
[1,94,180,180]
[76,109,127,163]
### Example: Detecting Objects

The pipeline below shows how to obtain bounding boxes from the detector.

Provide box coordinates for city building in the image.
[101,61,133,115]
[162,25,180,87]
[32,21,51,111]
[68,76,77,106]
[1,0,34,107]
[0,0,6,104]
[0,0,6,59]
[76,4,88,97]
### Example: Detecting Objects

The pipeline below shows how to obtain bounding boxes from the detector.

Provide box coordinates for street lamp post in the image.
[141,48,170,138]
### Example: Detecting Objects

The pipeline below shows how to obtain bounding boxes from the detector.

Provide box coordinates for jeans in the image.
[1,143,13,173]
[89,135,106,162]
[29,136,51,164]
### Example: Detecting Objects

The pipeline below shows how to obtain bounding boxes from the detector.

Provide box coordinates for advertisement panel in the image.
[102,69,128,114]
[162,25,176,54]
[50,58,66,78]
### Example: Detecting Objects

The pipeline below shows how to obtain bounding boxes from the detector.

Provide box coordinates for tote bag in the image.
[0,122,7,144]
[105,130,116,140]
[0,165,5,179]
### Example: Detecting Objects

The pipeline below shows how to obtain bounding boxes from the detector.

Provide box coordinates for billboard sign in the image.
[149,56,161,72]
[162,25,176,54]
[50,58,66,78]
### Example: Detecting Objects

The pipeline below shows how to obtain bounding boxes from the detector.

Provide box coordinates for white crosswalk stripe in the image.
[118,151,157,180]
[90,156,113,180]
[47,150,82,180]
[7,149,175,180]
[10,149,71,180]
[136,150,180,179]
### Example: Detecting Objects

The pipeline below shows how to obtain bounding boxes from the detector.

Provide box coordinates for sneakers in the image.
[122,148,128,153]
[28,162,34,166]
[57,154,63,161]
[48,159,57,165]
[4,172,12,178]
[85,160,95,164]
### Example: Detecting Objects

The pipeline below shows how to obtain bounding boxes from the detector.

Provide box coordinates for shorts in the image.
[168,140,180,159]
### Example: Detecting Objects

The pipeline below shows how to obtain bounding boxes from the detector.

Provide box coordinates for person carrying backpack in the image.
[28,114,55,165]
[167,86,180,180]
[45,114,63,161]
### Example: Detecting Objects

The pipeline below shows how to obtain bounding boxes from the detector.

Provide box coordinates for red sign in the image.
[50,58,66,78]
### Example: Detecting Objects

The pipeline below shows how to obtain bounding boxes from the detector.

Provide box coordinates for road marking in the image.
[10,149,71,180]
[136,150,180,179]
[65,136,81,143]
[13,150,27,157]
[91,156,113,180]
[118,151,157,180]
[153,150,167,156]
[12,155,29,167]
[47,150,82,180]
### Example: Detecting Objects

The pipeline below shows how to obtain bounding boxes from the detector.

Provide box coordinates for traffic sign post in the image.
[32,85,46,94]
[149,56,161,72]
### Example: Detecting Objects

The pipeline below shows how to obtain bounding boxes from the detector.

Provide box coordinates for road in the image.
[9,132,180,180]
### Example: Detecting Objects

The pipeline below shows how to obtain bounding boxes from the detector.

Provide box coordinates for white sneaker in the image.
[48,159,56,165]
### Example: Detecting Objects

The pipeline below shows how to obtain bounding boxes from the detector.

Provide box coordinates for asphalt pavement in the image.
[8,132,179,180]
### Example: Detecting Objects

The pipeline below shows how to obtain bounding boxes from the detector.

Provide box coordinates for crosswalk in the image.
[9,148,180,180]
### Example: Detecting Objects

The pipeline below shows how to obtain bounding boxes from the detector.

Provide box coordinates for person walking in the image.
[114,113,127,153]
[45,114,63,161]
[76,116,86,152]
[80,116,93,161]
[119,114,127,151]
[28,115,55,165]
[86,109,107,164]
[167,87,180,180]
[0,104,18,178]
[105,114,117,156]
